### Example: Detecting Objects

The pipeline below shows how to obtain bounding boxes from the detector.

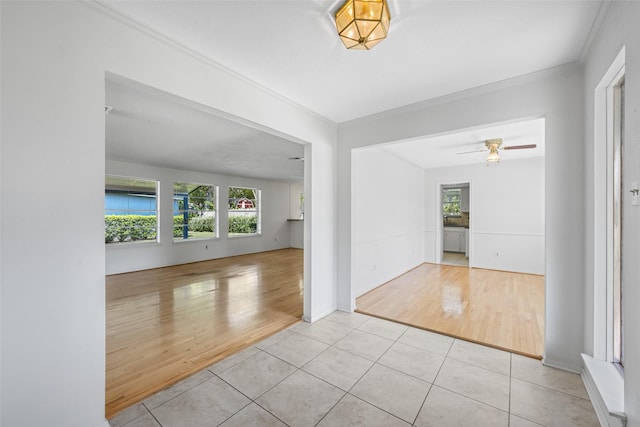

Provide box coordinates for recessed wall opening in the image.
[104,74,307,418]
[351,117,545,358]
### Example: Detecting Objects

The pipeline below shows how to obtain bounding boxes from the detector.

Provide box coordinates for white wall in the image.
[106,160,294,275]
[351,147,425,297]
[337,65,585,372]
[425,157,545,275]
[0,2,336,426]
[582,2,640,425]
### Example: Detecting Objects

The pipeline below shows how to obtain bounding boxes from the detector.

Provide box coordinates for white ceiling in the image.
[102,0,605,178]
[103,0,604,123]
[380,117,545,169]
[106,76,305,182]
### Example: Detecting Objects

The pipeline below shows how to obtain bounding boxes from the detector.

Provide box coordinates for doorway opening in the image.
[440,182,470,267]
[104,73,307,417]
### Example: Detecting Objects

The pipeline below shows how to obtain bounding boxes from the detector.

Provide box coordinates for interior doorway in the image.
[440,182,470,267]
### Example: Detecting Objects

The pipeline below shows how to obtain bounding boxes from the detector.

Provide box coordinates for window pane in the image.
[613,79,624,366]
[174,182,217,242]
[442,188,461,216]
[228,186,261,237]
[105,175,158,244]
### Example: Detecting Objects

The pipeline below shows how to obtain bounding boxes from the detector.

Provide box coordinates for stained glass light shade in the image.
[335,0,390,50]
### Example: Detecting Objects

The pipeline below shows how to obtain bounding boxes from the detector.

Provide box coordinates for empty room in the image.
[352,117,546,359]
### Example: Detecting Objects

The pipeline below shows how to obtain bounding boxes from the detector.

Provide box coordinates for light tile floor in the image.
[109,312,599,427]
[441,251,469,267]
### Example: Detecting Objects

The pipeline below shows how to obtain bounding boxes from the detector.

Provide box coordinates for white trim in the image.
[581,353,626,426]
[435,179,473,267]
[592,46,625,361]
[303,306,337,323]
[578,1,614,63]
[541,357,582,375]
[339,64,578,129]
[87,2,334,127]
[472,231,544,237]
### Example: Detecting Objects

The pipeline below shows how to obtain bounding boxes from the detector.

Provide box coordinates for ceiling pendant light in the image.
[335,0,391,50]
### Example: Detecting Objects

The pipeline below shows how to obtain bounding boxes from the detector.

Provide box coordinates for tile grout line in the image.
[314,316,417,425]
[511,374,594,401]
[214,350,299,426]
[141,401,164,427]
[338,319,420,426]
[508,353,513,427]
[410,337,453,426]
[248,317,358,426]
[124,312,588,427]
[214,400,253,427]
[350,318,430,425]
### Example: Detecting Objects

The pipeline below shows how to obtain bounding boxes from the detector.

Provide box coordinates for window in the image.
[593,47,625,365]
[105,175,158,244]
[612,78,625,366]
[228,186,260,236]
[173,182,217,242]
[442,188,461,216]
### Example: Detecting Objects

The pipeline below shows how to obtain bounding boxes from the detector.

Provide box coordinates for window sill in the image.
[173,237,219,244]
[581,353,626,424]
[228,233,261,239]
[106,240,160,248]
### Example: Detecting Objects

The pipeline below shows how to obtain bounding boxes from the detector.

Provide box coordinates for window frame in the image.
[227,186,261,238]
[611,77,625,367]
[105,175,159,245]
[442,188,462,217]
[592,46,625,369]
[173,181,218,243]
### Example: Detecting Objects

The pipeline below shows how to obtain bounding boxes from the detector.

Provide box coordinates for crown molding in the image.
[83,1,336,127]
[578,0,615,64]
[339,62,581,129]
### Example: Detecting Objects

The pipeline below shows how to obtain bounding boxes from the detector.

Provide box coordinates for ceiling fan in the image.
[457,138,537,163]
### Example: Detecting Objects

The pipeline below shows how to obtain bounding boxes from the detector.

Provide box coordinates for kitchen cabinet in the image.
[444,227,466,253]
[444,229,459,252]
[460,187,470,212]
[444,227,467,253]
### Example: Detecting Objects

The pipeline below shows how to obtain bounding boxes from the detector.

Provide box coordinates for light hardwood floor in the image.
[356,263,544,359]
[105,248,303,418]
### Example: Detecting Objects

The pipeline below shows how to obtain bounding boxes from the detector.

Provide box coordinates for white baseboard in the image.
[303,306,338,323]
[541,356,582,374]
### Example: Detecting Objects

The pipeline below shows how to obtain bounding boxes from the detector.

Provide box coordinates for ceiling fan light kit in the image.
[486,148,501,164]
[335,0,390,50]
[485,138,502,164]
[457,137,537,165]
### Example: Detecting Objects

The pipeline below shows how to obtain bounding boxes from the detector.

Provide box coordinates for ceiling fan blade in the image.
[456,149,486,155]
[502,144,537,150]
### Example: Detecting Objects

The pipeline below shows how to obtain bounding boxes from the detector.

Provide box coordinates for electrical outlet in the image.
[495,252,499,257]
